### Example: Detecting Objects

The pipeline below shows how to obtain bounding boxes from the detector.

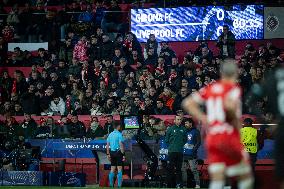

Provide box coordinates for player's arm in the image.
[182,93,207,125]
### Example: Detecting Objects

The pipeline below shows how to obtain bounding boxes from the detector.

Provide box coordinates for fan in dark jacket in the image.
[20,84,40,115]
[69,114,86,138]
[216,25,236,59]
[100,34,114,60]
[154,99,173,115]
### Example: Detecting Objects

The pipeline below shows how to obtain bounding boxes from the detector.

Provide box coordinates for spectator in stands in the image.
[140,97,154,115]
[217,25,236,58]
[86,116,105,139]
[73,36,89,62]
[123,32,142,59]
[49,95,66,115]
[199,47,213,63]
[113,34,124,50]
[159,87,176,111]
[100,34,114,60]
[155,57,166,80]
[35,117,51,139]
[43,61,56,76]
[119,57,134,76]
[68,59,81,77]
[116,97,131,115]
[3,115,21,141]
[116,69,126,89]
[20,113,37,139]
[173,87,189,113]
[154,98,173,115]
[168,68,181,91]
[147,86,159,103]
[56,60,69,79]
[13,102,24,116]
[45,117,56,138]
[81,89,93,110]
[36,48,50,66]
[90,100,103,116]
[130,97,142,114]
[72,100,89,115]
[28,71,41,86]
[103,59,117,80]
[103,115,115,138]
[129,49,144,67]
[70,82,83,102]
[160,41,176,66]
[145,47,158,67]
[257,44,269,60]
[39,86,54,111]
[145,34,159,57]
[112,48,124,66]
[69,113,86,138]
[54,115,71,139]
[102,98,116,115]
[0,101,13,116]
[59,38,74,64]
[20,84,40,115]
[88,36,101,62]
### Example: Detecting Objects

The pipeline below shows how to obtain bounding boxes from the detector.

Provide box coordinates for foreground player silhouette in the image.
[247,63,284,189]
[182,59,254,189]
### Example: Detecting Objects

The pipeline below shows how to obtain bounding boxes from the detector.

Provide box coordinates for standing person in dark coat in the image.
[217,25,236,59]
[165,115,187,188]
[100,34,114,60]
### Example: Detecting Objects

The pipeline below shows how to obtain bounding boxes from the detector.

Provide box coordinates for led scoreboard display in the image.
[131,5,264,42]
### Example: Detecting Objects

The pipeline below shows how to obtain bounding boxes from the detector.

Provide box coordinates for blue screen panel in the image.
[131,5,263,42]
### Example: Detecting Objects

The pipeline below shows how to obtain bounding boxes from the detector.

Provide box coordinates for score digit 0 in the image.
[217,9,225,21]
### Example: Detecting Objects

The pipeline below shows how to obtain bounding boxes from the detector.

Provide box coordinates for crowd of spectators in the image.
[0,0,283,143]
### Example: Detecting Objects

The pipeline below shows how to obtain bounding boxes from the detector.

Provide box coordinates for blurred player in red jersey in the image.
[182,59,253,189]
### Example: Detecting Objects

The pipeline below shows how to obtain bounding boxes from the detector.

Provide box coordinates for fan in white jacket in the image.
[49,96,66,115]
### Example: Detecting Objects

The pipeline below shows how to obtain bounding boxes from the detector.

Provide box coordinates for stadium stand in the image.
[0,0,283,188]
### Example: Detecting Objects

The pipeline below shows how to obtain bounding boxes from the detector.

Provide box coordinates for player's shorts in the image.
[274,124,284,180]
[110,150,124,166]
[206,125,250,176]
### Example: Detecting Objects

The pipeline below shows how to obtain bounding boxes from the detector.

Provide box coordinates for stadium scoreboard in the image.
[131,5,264,42]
